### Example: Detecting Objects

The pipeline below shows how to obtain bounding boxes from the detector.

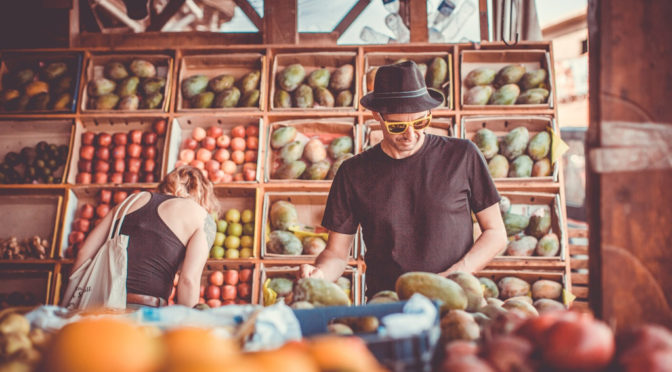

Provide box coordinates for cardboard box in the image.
[259,264,359,305]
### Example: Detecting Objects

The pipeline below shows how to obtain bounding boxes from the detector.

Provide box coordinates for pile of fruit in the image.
[181,71,260,109]
[0,236,49,260]
[266,200,327,256]
[210,208,255,259]
[86,59,167,110]
[472,125,553,179]
[0,312,51,370]
[0,292,41,309]
[264,275,352,308]
[0,59,77,112]
[176,124,258,183]
[0,142,69,184]
[500,196,560,257]
[76,119,165,184]
[463,64,549,105]
[366,57,450,105]
[66,189,141,258]
[192,268,253,307]
[269,126,353,180]
[274,63,355,108]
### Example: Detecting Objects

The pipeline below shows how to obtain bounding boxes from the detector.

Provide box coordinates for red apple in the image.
[143,131,157,145]
[127,143,142,158]
[231,125,246,138]
[124,172,139,183]
[153,120,166,136]
[231,150,245,165]
[95,147,110,161]
[192,127,206,141]
[213,149,230,162]
[96,204,110,218]
[127,158,142,173]
[230,137,246,152]
[113,191,128,204]
[205,285,221,300]
[128,130,143,144]
[97,133,112,147]
[242,162,256,172]
[220,173,233,183]
[190,160,204,170]
[206,299,221,308]
[113,132,128,146]
[68,231,85,244]
[243,168,256,182]
[196,148,212,162]
[99,189,112,204]
[143,159,156,173]
[76,172,92,184]
[223,270,239,286]
[183,138,198,150]
[221,285,237,301]
[245,125,259,137]
[209,169,225,183]
[80,145,95,160]
[78,159,92,173]
[142,146,157,159]
[113,158,125,173]
[112,145,126,159]
[208,271,224,286]
[80,203,95,219]
[221,160,236,174]
[201,136,216,151]
[246,136,259,150]
[216,135,231,149]
[233,173,244,182]
[207,126,223,138]
[93,172,108,184]
[73,218,91,232]
[142,173,155,183]
[94,160,110,173]
[244,150,257,162]
[205,159,220,173]
[239,269,252,283]
[179,149,195,163]
[81,132,95,145]
[237,283,250,299]
[110,172,123,184]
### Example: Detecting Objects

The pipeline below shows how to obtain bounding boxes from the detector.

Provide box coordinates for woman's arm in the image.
[176,212,213,307]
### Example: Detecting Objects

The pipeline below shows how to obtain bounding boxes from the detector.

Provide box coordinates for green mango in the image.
[274,160,307,179]
[268,277,294,297]
[208,74,235,93]
[303,139,327,163]
[213,87,241,108]
[53,76,73,94]
[335,90,353,107]
[534,299,565,313]
[503,212,530,236]
[42,62,67,81]
[478,277,499,299]
[141,77,166,95]
[116,76,139,97]
[446,272,484,312]
[278,63,306,92]
[396,272,468,312]
[14,69,35,86]
[506,235,538,256]
[328,153,353,179]
[141,92,163,109]
[279,141,305,163]
[51,93,72,111]
[267,230,302,255]
[294,84,314,108]
[536,233,560,257]
[307,68,330,89]
[314,87,335,107]
[417,63,428,79]
[328,136,353,159]
[464,85,494,105]
[303,160,330,180]
[118,94,139,110]
[239,70,260,94]
[532,158,552,177]
[191,91,215,108]
[489,84,520,105]
[488,155,509,179]
[426,57,448,89]
[129,59,156,78]
[501,127,530,160]
[181,75,209,99]
[28,93,50,110]
[519,69,547,90]
[270,200,298,230]
[509,155,533,178]
[330,64,354,91]
[531,280,563,301]
[274,89,292,108]
[527,131,551,160]
[517,88,549,104]
[473,128,498,159]
[293,278,351,307]
[495,64,526,86]
[240,89,260,107]
[88,78,116,97]
[527,210,552,239]
[464,67,496,87]
[271,127,297,150]
[94,93,119,110]
[368,290,399,304]
[104,62,129,81]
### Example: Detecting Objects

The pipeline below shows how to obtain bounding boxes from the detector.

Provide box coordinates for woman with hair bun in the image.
[70,165,219,308]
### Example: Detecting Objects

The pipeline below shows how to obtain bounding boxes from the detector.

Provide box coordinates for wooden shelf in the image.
[0,259,60,265]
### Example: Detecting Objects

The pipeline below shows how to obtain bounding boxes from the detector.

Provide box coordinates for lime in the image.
[227,222,243,237]
[214,232,226,247]
[210,245,225,259]
[224,235,240,250]
[225,208,241,224]
[216,220,228,233]
[225,248,240,259]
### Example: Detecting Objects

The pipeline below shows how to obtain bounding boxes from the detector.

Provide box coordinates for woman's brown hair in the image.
[157,165,220,215]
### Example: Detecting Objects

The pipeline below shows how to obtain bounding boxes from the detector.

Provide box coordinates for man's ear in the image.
[372,111,383,123]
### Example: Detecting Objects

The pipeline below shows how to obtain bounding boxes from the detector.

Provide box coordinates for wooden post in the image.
[263,0,297,44]
[587,0,672,329]
[409,0,428,43]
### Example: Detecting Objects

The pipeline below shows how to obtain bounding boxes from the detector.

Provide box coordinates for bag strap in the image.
[107,191,146,240]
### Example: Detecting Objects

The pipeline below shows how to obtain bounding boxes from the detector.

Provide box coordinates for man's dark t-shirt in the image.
[322,134,500,297]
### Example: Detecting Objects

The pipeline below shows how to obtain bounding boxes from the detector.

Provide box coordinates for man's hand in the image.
[298,264,324,279]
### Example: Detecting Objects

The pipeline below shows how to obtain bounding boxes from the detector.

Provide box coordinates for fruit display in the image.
[499,195,562,258]
[74,119,165,185]
[209,208,255,259]
[65,188,142,258]
[174,123,259,183]
[85,58,169,110]
[0,292,41,309]
[462,64,550,106]
[185,267,253,307]
[0,141,69,184]
[262,269,355,307]
[0,55,80,112]
[273,59,355,109]
[268,125,354,181]
[0,236,49,260]
[181,70,261,109]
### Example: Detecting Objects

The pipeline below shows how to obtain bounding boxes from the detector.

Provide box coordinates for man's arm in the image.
[299,231,354,282]
[440,203,507,275]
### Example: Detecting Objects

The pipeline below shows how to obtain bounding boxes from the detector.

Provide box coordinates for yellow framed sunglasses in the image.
[382,113,432,134]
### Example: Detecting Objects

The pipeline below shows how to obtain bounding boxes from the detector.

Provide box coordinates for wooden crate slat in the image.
[570,244,589,255]
[571,258,589,270]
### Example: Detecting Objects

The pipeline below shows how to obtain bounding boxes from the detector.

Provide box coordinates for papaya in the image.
[213,87,241,108]
[473,128,499,159]
[488,155,510,179]
[503,212,530,236]
[505,236,538,256]
[274,160,307,179]
[426,57,448,89]
[527,210,552,239]
[182,75,209,99]
[532,158,552,177]
[501,127,529,160]
[267,230,302,255]
[269,200,298,230]
[328,136,353,159]
[536,233,560,257]
[314,87,335,107]
[279,141,305,164]
[497,277,530,299]
[479,277,499,299]
[464,67,496,87]
[464,85,494,105]
[395,272,468,312]
[129,59,156,78]
[278,64,306,92]
[307,68,330,89]
[268,277,294,297]
[208,74,235,93]
[495,64,526,86]
[335,90,353,107]
[294,84,314,108]
[328,153,353,179]
[330,64,354,91]
[303,139,327,163]
[519,69,547,90]
[447,272,484,312]
[489,84,520,105]
[527,131,551,161]
[239,70,261,94]
[274,89,292,108]
[270,127,297,149]
[293,278,351,307]
[303,160,330,180]
[531,280,562,300]
[509,155,533,178]
[104,62,128,81]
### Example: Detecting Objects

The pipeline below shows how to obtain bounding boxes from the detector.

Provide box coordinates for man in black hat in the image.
[299,61,507,298]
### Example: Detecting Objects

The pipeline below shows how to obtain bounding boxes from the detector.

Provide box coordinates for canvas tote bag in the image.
[61,192,144,310]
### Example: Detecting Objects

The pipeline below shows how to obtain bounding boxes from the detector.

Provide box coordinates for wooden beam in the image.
[147,0,186,31]
[233,0,263,31]
[334,0,370,36]
[409,0,428,43]
[298,32,339,46]
[479,0,489,41]
[77,31,262,48]
[263,0,297,44]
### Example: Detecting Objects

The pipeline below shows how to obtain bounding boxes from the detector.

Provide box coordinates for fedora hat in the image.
[360,60,444,114]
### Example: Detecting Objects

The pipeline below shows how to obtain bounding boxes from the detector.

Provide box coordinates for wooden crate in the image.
[265,117,357,184]
[363,51,453,109]
[476,269,572,306]
[80,52,173,113]
[176,53,266,111]
[259,263,359,305]
[459,49,554,110]
[461,115,559,182]
[0,119,74,185]
[164,115,262,183]
[212,188,259,259]
[0,192,64,259]
[0,51,83,113]
[270,52,358,111]
[200,261,258,305]
[66,117,169,185]
[361,116,455,151]
[0,266,53,308]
